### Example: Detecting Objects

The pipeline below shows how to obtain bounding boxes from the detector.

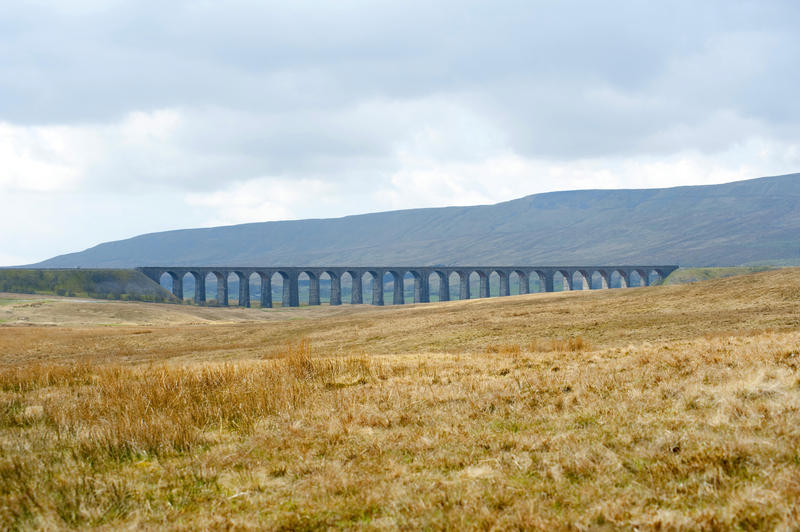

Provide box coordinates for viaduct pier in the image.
[139,265,678,308]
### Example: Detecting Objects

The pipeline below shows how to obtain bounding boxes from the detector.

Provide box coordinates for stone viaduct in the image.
[138,265,678,308]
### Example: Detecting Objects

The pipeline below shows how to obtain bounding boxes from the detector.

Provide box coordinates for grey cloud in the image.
[1,0,799,186]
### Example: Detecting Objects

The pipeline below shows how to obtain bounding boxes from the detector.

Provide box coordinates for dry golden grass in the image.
[1,268,800,529]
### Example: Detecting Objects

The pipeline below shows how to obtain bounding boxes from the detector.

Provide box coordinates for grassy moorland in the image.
[664,266,776,285]
[0,269,174,302]
[1,268,799,529]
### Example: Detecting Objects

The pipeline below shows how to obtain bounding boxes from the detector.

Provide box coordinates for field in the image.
[1,268,799,529]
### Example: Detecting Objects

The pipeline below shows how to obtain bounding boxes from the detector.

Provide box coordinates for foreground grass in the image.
[2,332,800,529]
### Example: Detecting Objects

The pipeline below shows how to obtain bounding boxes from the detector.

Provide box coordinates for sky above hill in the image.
[2,1,800,265]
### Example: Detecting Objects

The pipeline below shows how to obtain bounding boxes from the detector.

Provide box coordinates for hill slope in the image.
[34,173,800,268]
[0,269,174,301]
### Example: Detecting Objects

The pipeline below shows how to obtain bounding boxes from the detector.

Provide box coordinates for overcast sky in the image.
[2,1,799,265]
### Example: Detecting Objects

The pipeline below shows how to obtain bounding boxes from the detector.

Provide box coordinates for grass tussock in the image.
[485,343,521,355]
[528,335,590,352]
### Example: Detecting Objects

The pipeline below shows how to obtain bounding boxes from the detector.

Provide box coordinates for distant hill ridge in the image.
[34,173,800,268]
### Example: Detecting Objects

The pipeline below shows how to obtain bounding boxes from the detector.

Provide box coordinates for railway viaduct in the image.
[138,265,678,308]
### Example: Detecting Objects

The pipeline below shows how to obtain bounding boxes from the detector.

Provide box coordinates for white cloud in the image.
[184,177,339,225]
[0,122,82,192]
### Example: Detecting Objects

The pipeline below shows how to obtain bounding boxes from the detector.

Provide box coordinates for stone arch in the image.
[158,270,181,299]
[429,270,449,302]
[229,270,249,307]
[447,271,461,300]
[632,269,649,287]
[487,270,509,297]
[471,270,489,298]
[320,270,341,305]
[208,271,227,305]
[529,270,547,292]
[610,269,628,289]
[465,271,480,299]
[186,271,205,304]
[361,270,383,305]
[592,269,609,290]
[455,270,470,300]
[252,271,270,307]
[270,271,290,307]
[574,269,592,290]
[404,270,426,303]
[298,270,319,306]
[179,271,198,303]
[648,269,666,285]
[345,270,361,304]
[554,269,571,291]
[381,270,404,305]
[224,271,245,306]
[510,270,528,295]
[201,272,216,304]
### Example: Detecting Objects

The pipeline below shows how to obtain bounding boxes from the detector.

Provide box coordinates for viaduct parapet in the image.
[138,265,678,308]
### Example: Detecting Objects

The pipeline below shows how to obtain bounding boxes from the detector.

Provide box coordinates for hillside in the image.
[33,173,800,268]
[663,266,776,285]
[0,269,174,302]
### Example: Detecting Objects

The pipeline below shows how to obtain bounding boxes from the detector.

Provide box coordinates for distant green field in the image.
[0,269,175,302]
[664,266,775,285]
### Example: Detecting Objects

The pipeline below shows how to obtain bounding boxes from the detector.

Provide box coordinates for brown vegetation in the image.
[1,268,799,529]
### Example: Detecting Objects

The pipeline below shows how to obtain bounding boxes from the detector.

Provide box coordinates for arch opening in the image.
[488,271,500,296]
[345,271,361,304]
[553,270,570,292]
[361,272,374,305]
[403,271,417,303]
[158,272,175,295]
[180,272,197,302]
[228,271,249,307]
[529,271,545,292]
[298,271,319,306]
[361,271,383,305]
[336,271,353,304]
[448,272,461,300]
[224,272,240,306]
[201,272,215,304]
[427,272,440,302]
[428,271,447,302]
[381,271,401,305]
[270,272,287,307]
[510,270,527,295]
[592,270,609,290]
[570,271,583,291]
[467,271,481,299]
[319,271,332,305]
[572,270,590,290]
[246,273,258,305]
[610,270,627,289]
[648,270,664,285]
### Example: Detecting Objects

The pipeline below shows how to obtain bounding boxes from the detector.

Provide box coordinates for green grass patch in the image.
[664,266,775,285]
[0,269,174,303]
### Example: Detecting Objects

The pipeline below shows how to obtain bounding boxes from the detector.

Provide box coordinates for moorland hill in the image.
[33,173,800,268]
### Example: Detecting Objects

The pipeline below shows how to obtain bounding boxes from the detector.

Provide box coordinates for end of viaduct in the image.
[138,265,678,308]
